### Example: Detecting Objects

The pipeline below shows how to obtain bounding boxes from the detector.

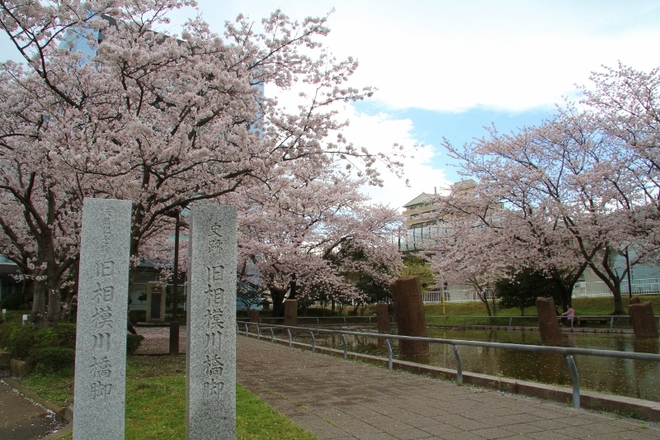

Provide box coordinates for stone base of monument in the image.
[0,350,10,369]
[630,301,659,338]
[536,297,562,346]
[391,277,429,357]
[10,358,30,377]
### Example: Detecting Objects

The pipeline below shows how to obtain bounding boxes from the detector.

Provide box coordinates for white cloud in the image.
[266,84,447,209]
[339,108,451,210]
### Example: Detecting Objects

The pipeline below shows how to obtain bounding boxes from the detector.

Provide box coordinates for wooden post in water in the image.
[391,277,429,357]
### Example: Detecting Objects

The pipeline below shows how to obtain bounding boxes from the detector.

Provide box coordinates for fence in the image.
[236,321,660,410]
[572,278,660,298]
[422,290,480,303]
[422,278,660,304]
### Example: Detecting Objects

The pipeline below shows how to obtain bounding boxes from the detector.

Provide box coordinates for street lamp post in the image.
[169,208,181,355]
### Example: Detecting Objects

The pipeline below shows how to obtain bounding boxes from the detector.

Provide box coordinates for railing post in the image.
[270,327,275,343]
[316,317,319,324]
[244,323,249,336]
[341,334,348,360]
[287,328,292,347]
[567,355,580,409]
[385,339,393,370]
[310,331,316,353]
[509,317,513,327]
[452,345,463,384]
[610,316,614,329]
[256,324,261,340]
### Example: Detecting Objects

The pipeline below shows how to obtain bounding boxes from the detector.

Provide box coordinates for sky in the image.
[2,1,660,210]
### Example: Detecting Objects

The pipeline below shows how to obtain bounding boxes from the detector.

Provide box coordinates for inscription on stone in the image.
[186,204,237,439]
[73,198,131,440]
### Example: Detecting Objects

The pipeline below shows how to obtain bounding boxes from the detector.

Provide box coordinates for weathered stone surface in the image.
[58,405,74,423]
[248,310,259,323]
[186,204,237,440]
[376,303,390,334]
[73,198,132,440]
[10,358,30,377]
[391,277,429,357]
[630,301,659,338]
[537,297,562,346]
[0,350,10,369]
[284,299,297,327]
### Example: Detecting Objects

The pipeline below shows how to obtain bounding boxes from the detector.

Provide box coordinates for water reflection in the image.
[297,327,660,403]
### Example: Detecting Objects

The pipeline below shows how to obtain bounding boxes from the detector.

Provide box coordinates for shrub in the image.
[127,333,145,355]
[8,326,38,360]
[0,290,30,310]
[34,347,75,374]
[129,310,146,324]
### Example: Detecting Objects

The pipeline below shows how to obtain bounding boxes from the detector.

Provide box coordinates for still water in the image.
[303,328,660,403]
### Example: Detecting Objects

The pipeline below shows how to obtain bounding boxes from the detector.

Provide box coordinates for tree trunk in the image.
[611,286,625,315]
[269,287,287,317]
[46,288,61,328]
[31,277,47,329]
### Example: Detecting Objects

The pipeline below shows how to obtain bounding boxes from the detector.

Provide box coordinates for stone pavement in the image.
[237,336,660,440]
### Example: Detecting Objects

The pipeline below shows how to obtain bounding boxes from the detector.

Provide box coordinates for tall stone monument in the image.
[186,204,237,439]
[376,302,390,350]
[536,297,562,346]
[376,303,390,335]
[391,277,429,357]
[73,198,132,440]
[146,281,166,323]
[284,299,297,326]
[630,301,659,338]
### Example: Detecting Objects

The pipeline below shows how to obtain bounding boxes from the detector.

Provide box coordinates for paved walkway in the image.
[0,380,62,439]
[237,336,660,440]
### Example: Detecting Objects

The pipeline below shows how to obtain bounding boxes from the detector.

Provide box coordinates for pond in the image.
[294,327,660,403]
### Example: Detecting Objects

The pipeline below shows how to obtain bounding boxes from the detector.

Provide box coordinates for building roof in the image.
[403,193,434,208]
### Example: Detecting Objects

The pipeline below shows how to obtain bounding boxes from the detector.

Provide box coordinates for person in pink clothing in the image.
[561,306,575,326]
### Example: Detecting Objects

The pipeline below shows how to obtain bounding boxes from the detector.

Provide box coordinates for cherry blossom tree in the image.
[440,89,659,315]
[227,165,403,317]
[0,0,402,326]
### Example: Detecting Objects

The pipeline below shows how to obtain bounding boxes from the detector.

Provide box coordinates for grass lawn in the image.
[18,355,317,440]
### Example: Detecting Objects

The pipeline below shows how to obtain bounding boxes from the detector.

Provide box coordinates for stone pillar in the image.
[73,198,132,440]
[248,309,259,323]
[376,303,390,334]
[536,297,562,346]
[630,301,659,338]
[186,204,237,439]
[390,277,429,357]
[284,299,297,327]
[146,281,166,323]
[376,302,390,350]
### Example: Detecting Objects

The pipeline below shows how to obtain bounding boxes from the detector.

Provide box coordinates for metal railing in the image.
[236,321,660,410]
[239,314,659,330]
[237,315,389,325]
